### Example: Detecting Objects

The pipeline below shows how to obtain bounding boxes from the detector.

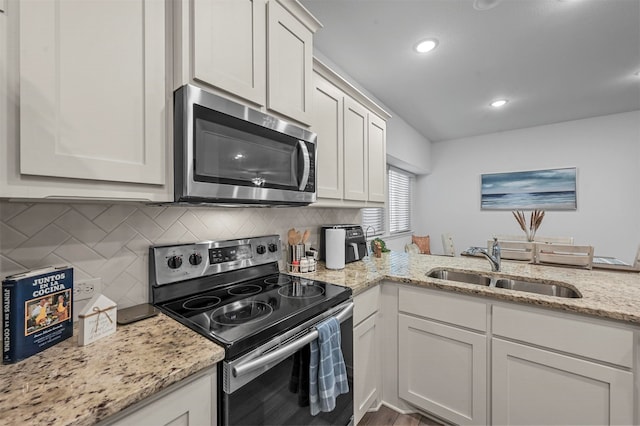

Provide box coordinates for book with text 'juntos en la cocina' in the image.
[2,266,73,364]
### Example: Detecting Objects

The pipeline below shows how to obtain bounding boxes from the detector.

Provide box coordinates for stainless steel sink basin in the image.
[427,269,493,286]
[493,278,581,298]
[427,269,582,298]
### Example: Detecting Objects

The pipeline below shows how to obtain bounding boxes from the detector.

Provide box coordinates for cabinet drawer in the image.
[399,286,487,332]
[354,286,379,326]
[492,305,633,368]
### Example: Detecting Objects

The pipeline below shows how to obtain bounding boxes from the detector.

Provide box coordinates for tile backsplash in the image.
[0,201,359,309]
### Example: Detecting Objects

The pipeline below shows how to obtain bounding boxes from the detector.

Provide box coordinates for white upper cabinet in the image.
[193,0,266,106]
[312,72,344,199]
[266,0,314,124]
[367,114,386,203]
[19,0,165,185]
[311,59,391,207]
[343,97,368,202]
[180,0,320,126]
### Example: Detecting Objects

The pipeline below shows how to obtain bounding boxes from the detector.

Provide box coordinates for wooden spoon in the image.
[287,228,296,246]
[302,229,310,244]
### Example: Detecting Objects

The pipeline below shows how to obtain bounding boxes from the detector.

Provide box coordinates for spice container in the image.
[291,260,300,273]
[308,258,316,272]
[300,257,309,273]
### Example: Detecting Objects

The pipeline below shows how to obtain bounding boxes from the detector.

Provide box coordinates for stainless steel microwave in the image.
[174,84,317,206]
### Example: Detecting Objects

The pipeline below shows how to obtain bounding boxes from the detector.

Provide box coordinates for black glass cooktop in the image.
[158,273,351,359]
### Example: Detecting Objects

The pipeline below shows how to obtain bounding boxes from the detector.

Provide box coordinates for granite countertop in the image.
[0,313,225,426]
[3,251,639,426]
[299,251,640,325]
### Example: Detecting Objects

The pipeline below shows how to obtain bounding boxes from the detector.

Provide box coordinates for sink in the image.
[427,269,582,298]
[493,278,581,298]
[427,269,493,286]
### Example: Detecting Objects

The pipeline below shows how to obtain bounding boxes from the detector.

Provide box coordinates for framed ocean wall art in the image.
[481,167,577,210]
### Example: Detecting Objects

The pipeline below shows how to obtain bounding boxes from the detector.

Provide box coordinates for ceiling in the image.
[299,0,640,142]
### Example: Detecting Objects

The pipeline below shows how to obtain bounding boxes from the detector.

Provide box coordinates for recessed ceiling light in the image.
[490,99,509,108]
[473,0,504,10]
[414,38,439,54]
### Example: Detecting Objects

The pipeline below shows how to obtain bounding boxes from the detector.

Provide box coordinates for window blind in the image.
[361,208,384,237]
[388,167,412,234]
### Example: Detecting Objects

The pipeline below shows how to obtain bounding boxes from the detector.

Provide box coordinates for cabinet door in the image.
[354,313,380,425]
[267,0,313,124]
[193,0,266,106]
[367,113,386,202]
[343,97,368,201]
[109,372,215,426]
[492,338,634,425]
[398,314,487,425]
[19,0,165,185]
[312,73,344,199]
[0,3,6,158]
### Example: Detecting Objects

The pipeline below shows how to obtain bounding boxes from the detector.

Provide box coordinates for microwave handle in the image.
[297,140,310,191]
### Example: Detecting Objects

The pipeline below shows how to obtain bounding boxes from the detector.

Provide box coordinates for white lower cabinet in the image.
[104,369,216,426]
[492,338,634,425]
[353,286,381,425]
[395,285,638,426]
[398,315,487,426]
[398,286,487,426]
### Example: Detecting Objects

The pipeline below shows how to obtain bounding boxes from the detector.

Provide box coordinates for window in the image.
[388,166,412,234]
[361,166,413,236]
[361,207,384,237]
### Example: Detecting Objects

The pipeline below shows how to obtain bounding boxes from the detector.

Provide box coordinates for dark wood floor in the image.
[358,405,444,426]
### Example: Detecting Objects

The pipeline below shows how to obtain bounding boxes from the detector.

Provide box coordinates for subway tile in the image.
[0,202,29,222]
[55,209,107,247]
[152,206,186,229]
[54,238,106,276]
[0,222,28,254]
[97,247,137,285]
[74,204,109,221]
[125,210,164,241]
[93,205,137,232]
[7,204,69,236]
[7,224,70,266]
[94,223,138,259]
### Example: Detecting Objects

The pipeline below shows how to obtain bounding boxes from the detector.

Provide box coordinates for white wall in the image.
[415,111,640,262]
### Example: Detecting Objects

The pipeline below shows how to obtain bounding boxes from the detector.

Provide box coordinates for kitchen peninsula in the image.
[1,252,639,425]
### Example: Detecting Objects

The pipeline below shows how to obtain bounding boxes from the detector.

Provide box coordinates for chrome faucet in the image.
[462,238,501,272]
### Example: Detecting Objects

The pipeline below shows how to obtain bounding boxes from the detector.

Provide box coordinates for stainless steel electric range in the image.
[149,235,354,426]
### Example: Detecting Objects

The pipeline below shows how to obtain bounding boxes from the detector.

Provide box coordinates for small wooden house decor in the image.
[78,294,117,346]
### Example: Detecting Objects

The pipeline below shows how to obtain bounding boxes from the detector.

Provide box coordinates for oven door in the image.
[221,302,354,426]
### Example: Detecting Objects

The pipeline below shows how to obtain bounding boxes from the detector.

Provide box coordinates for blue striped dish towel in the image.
[309,316,349,416]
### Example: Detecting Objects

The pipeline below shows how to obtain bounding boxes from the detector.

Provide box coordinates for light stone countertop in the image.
[3,251,639,426]
[297,251,640,325]
[0,313,225,426]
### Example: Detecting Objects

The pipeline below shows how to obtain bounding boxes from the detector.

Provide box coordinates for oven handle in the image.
[297,140,310,191]
[232,301,353,378]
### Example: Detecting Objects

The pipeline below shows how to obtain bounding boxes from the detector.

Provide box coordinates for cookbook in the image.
[2,266,73,364]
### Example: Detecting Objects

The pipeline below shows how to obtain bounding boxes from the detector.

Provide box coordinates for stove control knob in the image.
[167,255,183,269]
[268,243,278,253]
[256,245,266,255]
[189,253,203,266]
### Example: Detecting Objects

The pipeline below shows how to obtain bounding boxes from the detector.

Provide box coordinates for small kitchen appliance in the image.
[149,236,353,426]
[320,225,368,264]
[173,84,317,206]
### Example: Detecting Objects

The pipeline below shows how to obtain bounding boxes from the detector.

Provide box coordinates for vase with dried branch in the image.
[512,210,545,242]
